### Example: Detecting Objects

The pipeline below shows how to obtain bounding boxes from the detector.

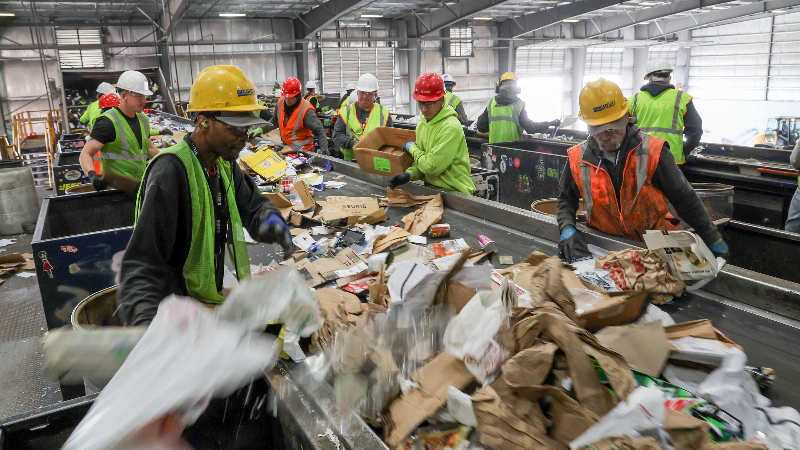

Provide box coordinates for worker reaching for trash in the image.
[476,72,560,143]
[629,58,703,164]
[556,78,728,263]
[117,65,293,327]
[442,74,469,125]
[333,73,392,154]
[253,77,329,154]
[79,70,160,193]
[389,73,475,195]
[79,81,115,130]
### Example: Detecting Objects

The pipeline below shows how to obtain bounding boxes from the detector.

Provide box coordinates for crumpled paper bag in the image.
[573,435,662,450]
[402,193,443,235]
[596,249,686,304]
[386,188,439,207]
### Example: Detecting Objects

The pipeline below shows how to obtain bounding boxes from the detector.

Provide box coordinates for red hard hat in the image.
[282,77,302,97]
[99,93,120,109]
[413,73,445,102]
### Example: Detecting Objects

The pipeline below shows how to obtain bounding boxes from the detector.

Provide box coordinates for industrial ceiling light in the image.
[711,5,729,9]
[562,19,579,22]
[773,9,787,13]
[473,17,493,20]
[640,20,650,24]
[219,12,246,17]
[0,12,15,16]
[639,1,662,5]
[360,14,383,18]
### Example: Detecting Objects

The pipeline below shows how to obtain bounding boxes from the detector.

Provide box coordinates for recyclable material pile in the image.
[258,186,799,450]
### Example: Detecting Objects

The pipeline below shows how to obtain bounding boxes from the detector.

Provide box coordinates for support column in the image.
[296,41,310,87]
[497,21,514,75]
[570,47,586,119]
[408,38,422,115]
[633,47,648,89]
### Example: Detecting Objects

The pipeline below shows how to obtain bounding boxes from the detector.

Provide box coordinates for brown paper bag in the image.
[402,193,443,235]
[596,249,686,304]
[575,435,662,450]
[386,188,439,207]
[664,408,711,450]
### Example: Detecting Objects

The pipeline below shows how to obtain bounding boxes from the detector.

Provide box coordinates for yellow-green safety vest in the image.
[135,139,251,304]
[487,97,524,143]
[80,101,103,129]
[629,89,691,164]
[444,91,462,110]
[98,108,150,180]
[339,103,389,147]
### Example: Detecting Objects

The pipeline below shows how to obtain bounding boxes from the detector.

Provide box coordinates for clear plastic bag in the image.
[568,288,607,316]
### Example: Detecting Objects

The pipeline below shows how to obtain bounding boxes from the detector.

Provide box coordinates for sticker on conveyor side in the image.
[64,169,82,181]
[39,251,54,278]
[60,245,77,253]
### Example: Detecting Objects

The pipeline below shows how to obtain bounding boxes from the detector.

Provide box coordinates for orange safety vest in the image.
[567,132,677,241]
[278,97,315,151]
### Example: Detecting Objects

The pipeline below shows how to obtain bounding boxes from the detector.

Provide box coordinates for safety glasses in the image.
[417,100,438,108]
[211,117,255,137]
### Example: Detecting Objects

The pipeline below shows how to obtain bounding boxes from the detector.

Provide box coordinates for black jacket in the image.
[117,135,280,326]
[476,85,554,135]
[557,121,721,245]
[633,82,703,157]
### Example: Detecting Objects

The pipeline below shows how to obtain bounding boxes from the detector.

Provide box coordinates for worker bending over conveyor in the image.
[556,78,728,263]
[476,72,559,143]
[389,73,475,195]
[253,77,329,153]
[117,64,293,327]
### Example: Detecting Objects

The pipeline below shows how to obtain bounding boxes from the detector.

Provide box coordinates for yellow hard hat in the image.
[500,72,517,83]
[187,65,266,112]
[578,78,629,126]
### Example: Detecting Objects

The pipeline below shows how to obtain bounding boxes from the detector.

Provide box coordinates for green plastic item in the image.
[342,148,355,161]
[324,119,332,126]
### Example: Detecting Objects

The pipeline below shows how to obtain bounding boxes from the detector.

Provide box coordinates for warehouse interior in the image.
[3,0,800,449]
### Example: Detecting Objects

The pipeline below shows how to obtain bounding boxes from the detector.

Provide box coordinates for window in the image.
[585,47,623,80]
[321,47,396,110]
[515,47,565,76]
[56,29,104,69]
[518,76,563,122]
[448,27,473,58]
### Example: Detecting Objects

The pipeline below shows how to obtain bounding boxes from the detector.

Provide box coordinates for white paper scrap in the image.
[292,232,315,251]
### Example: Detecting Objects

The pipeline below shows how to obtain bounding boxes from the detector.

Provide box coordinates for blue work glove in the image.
[558,226,590,263]
[258,213,294,260]
[403,141,416,153]
[389,172,411,189]
[708,238,729,258]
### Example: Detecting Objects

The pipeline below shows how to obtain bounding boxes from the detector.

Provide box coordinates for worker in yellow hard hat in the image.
[555,78,727,262]
[476,72,560,143]
[117,64,293,327]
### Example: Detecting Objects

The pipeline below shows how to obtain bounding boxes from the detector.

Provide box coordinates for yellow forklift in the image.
[753,117,799,149]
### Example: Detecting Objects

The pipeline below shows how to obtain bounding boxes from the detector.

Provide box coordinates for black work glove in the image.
[549,119,561,127]
[258,213,294,260]
[160,128,173,136]
[558,226,591,263]
[88,170,109,191]
[389,172,411,189]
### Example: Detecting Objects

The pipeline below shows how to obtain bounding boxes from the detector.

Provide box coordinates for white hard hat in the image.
[356,73,378,92]
[645,59,673,77]
[442,74,454,83]
[345,81,357,91]
[96,82,115,95]
[116,70,153,96]
[306,80,317,90]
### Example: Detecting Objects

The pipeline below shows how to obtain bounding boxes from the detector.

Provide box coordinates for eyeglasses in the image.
[126,92,149,101]
[417,100,438,108]
[211,117,254,137]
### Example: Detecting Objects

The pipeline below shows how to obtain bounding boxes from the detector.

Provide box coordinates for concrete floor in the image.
[0,185,64,421]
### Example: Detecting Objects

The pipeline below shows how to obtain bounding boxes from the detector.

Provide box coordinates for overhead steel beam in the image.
[574,0,738,38]
[293,0,372,38]
[407,0,514,38]
[637,0,800,39]
[501,0,622,39]
[163,0,192,40]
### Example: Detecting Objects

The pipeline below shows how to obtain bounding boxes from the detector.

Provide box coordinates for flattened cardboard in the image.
[353,127,416,176]
[318,196,385,225]
[241,148,289,182]
[293,248,366,287]
[383,352,474,448]
[595,321,670,377]
[291,180,316,212]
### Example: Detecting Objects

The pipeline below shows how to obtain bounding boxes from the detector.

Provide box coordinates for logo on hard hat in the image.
[237,89,255,97]
[593,100,615,113]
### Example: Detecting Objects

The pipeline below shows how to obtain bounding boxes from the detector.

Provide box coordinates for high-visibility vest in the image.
[277,97,315,151]
[486,97,524,143]
[98,108,150,180]
[135,139,250,304]
[567,132,677,242]
[339,103,389,147]
[629,88,691,164]
[444,91,462,110]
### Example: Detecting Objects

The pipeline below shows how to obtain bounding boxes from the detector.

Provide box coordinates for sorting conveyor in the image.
[4,156,800,450]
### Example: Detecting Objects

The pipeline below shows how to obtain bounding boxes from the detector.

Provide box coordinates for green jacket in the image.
[407,106,475,195]
[98,108,150,180]
[80,101,102,128]
[629,89,691,164]
[135,140,251,304]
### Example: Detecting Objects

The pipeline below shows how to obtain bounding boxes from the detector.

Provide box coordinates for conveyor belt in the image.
[248,165,800,408]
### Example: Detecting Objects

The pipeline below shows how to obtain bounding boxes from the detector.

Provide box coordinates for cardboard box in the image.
[353,127,416,176]
[318,196,385,226]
